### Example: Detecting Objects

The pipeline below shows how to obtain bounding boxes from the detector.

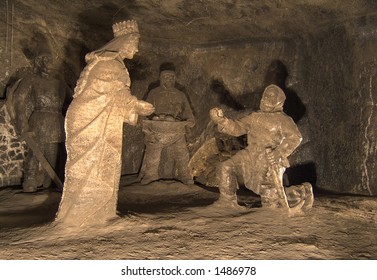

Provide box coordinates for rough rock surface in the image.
[0,102,27,187]
[0,181,376,259]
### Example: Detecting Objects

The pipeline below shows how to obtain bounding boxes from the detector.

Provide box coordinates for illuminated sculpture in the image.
[210,85,313,210]
[140,70,195,185]
[56,20,154,227]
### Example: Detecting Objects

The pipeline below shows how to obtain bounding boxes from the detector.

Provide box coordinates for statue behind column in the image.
[55,20,155,227]
[140,69,195,185]
[6,45,69,192]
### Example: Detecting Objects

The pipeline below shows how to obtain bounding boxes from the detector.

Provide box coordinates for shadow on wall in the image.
[285,162,317,190]
[2,31,49,97]
[210,79,245,111]
[70,2,139,84]
[62,3,131,87]
[78,3,130,49]
[124,55,152,82]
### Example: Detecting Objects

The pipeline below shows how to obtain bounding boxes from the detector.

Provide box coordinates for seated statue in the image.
[210,84,313,211]
[140,69,195,185]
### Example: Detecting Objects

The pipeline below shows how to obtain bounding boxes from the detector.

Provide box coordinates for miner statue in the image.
[210,84,313,212]
[140,69,195,185]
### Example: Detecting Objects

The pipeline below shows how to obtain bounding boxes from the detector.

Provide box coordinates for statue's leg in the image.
[174,137,194,185]
[218,159,238,201]
[259,184,279,208]
[141,142,162,184]
[22,150,41,192]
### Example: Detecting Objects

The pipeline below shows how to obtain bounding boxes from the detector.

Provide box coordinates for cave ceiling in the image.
[4,0,377,46]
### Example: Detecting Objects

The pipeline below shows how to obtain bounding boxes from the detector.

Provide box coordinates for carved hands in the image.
[265,147,282,166]
[135,100,155,116]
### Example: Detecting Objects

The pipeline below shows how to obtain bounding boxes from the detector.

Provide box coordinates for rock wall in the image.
[301,18,377,195]
[0,101,27,187]
[351,17,377,195]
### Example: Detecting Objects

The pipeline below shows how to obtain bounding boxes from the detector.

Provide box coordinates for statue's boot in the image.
[141,174,160,185]
[177,176,194,185]
[285,182,314,210]
[211,193,247,211]
[22,152,43,192]
[22,179,38,193]
[140,162,160,185]
[214,164,246,210]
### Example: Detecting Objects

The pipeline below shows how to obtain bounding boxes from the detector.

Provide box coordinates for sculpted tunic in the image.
[11,75,66,143]
[56,53,137,226]
[218,110,302,194]
[146,86,194,124]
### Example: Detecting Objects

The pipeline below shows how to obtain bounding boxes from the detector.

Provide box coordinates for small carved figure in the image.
[6,47,68,192]
[55,20,154,227]
[210,84,313,210]
[140,70,195,185]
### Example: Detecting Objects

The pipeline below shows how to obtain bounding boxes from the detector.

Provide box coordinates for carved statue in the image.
[55,20,155,227]
[210,84,313,210]
[6,47,69,192]
[140,69,195,185]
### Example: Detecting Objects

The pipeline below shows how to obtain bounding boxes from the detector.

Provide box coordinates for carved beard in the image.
[260,99,284,112]
[34,56,52,77]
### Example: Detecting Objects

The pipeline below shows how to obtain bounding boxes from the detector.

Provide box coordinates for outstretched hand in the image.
[136,100,155,116]
[209,107,225,124]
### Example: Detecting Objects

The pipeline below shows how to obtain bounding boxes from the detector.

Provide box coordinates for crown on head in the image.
[112,20,139,37]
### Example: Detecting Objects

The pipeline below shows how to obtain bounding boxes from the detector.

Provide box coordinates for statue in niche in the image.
[140,69,195,185]
[210,84,313,210]
[6,45,69,192]
[55,20,155,227]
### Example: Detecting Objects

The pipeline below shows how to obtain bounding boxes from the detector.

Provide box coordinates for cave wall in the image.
[0,102,27,186]
[352,17,377,196]
[301,17,377,195]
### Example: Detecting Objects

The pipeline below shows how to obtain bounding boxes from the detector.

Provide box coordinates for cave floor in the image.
[0,179,376,260]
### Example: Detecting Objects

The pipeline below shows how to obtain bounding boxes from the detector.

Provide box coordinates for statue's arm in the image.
[275,116,303,159]
[209,107,247,137]
[10,78,34,135]
[106,62,154,124]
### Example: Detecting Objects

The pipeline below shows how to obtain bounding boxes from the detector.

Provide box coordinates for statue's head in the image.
[160,70,176,89]
[260,84,286,112]
[33,48,53,77]
[110,20,140,59]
